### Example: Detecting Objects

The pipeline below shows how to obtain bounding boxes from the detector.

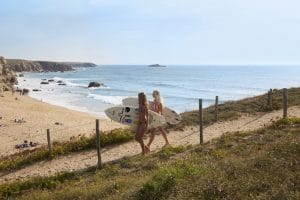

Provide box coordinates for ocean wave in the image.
[64,80,88,88]
[52,77,90,88]
[87,93,125,105]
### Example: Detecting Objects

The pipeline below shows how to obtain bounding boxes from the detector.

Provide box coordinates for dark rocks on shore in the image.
[19,73,24,77]
[48,79,54,82]
[33,89,41,92]
[40,81,49,84]
[58,83,66,86]
[22,88,29,95]
[88,81,105,88]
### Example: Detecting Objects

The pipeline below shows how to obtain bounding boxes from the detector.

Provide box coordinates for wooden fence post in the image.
[283,88,288,118]
[215,96,219,122]
[267,89,273,110]
[199,99,203,144]
[47,129,52,154]
[96,119,102,169]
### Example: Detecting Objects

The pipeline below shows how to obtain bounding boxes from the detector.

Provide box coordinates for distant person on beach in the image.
[135,92,149,155]
[146,90,170,152]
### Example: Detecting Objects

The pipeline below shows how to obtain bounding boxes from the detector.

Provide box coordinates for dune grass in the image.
[0,128,133,172]
[172,87,300,130]
[1,117,299,199]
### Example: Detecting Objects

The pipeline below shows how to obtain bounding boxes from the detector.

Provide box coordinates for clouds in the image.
[0,0,299,64]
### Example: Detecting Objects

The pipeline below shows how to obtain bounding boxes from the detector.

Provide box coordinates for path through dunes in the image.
[1,106,300,183]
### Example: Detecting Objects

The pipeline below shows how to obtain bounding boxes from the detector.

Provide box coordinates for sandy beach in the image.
[0,91,125,157]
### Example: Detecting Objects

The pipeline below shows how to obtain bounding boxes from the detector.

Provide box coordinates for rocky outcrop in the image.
[6,59,97,73]
[88,82,105,88]
[1,56,97,90]
[61,62,97,68]
[0,56,18,90]
[6,59,73,72]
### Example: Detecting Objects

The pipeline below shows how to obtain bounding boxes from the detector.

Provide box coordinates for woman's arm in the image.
[158,103,163,115]
[145,106,149,125]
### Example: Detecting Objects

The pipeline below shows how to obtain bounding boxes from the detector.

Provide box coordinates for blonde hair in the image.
[153,90,164,109]
[138,92,148,108]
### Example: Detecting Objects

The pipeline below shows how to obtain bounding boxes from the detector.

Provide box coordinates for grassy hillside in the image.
[1,117,299,199]
[173,87,300,129]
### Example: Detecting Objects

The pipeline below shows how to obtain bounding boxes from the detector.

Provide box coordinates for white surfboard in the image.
[122,97,182,125]
[105,106,166,129]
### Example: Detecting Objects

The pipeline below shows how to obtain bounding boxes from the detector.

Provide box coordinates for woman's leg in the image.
[146,128,156,150]
[135,125,147,154]
[158,127,170,147]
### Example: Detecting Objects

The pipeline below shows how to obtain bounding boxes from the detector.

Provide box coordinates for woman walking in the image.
[135,92,149,155]
[146,90,170,152]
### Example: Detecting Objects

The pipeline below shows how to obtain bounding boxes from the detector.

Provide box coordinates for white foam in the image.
[87,93,125,105]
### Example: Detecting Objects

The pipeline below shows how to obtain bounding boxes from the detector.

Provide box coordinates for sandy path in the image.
[1,106,300,183]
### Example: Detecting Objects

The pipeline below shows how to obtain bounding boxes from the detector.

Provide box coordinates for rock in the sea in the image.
[32,89,41,92]
[22,88,29,95]
[40,81,49,84]
[88,82,104,88]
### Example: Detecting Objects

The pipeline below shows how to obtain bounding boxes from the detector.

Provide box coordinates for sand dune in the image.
[1,91,299,182]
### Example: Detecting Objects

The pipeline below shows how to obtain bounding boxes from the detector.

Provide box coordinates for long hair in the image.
[138,92,148,108]
[153,90,164,109]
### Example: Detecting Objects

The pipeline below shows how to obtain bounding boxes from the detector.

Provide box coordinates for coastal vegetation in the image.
[1,87,299,173]
[173,87,300,130]
[1,117,299,199]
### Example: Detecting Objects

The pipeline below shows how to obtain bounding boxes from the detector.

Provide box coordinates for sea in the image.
[17,65,300,117]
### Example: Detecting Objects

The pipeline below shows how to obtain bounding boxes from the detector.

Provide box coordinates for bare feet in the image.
[144,145,150,154]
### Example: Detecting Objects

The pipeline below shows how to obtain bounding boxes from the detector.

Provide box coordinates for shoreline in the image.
[16,73,110,118]
[0,92,125,157]
[15,66,300,116]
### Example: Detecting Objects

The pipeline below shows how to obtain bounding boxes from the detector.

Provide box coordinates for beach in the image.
[17,65,300,116]
[0,91,125,157]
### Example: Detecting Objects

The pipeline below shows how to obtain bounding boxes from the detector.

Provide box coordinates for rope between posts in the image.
[51,121,94,134]
[175,129,200,144]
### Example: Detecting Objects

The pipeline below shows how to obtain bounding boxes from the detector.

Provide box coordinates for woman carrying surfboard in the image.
[146,90,170,152]
[135,92,149,155]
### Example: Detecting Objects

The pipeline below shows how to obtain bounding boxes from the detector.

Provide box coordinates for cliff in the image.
[6,59,73,72]
[6,59,97,72]
[0,57,17,90]
[61,62,97,68]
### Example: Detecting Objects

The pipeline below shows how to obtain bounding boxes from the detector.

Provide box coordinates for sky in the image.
[0,0,300,65]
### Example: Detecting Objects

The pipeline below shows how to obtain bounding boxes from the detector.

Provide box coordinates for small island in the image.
[148,64,166,67]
